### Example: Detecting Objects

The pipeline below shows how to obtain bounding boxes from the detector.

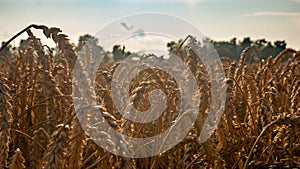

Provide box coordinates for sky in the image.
[0,0,300,51]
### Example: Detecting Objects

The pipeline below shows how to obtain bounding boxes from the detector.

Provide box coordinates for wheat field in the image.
[0,25,299,169]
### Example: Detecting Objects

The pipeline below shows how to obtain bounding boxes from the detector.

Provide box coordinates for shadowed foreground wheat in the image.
[0,25,299,169]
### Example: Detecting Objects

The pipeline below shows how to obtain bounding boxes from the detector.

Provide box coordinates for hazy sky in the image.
[1,0,300,49]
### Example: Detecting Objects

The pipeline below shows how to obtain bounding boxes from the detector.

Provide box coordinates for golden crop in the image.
[0,25,299,169]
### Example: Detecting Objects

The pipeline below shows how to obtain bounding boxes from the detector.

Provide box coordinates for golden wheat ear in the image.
[8,148,26,169]
[0,75,12,169]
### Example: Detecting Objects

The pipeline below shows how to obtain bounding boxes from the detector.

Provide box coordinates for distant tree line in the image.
[0,34,294,62]
[210,37,289,61]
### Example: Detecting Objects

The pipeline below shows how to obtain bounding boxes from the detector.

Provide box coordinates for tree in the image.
[112,45,131,62]
[19,38,31,51]
[230,37,237,45]
[167,41,178,53]
[211,39,240,60]
[274,40,286,51]
[274,40,289,60]
[240,37,253,49]
[75,34,102,51]
[260,42,276,59]
[0,42,15,58]
[254,39,267,49]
